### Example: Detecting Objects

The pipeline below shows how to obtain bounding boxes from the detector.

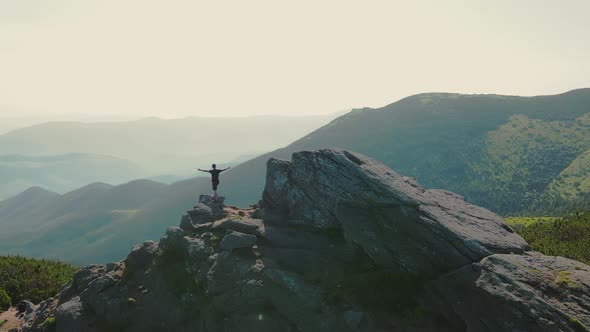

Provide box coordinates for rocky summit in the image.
[20,149,590,332]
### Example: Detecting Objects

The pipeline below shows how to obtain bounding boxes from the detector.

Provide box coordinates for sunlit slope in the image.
[543,148,590,200]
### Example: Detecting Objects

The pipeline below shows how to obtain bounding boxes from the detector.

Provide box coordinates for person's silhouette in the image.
[198,164,231,198]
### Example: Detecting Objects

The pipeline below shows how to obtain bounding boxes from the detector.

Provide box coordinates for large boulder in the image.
[220,231,257,251]
[182,195,227,230]
[262,149,529,275]
[435,253,590,332]
[54,296,95,332]
[18,300,36,316]
[198,194,225,218]
[125,240,158,269]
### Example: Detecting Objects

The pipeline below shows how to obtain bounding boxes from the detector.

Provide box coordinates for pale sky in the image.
[0,0,589,118]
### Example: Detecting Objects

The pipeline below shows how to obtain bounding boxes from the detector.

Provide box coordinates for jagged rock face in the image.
[21,149,590,332]
[262,149,529,275]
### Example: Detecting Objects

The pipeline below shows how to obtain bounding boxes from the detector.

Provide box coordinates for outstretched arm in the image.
[197,168,209,173]
[221,166,231,172]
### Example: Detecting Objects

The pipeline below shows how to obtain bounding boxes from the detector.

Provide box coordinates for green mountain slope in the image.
[465,112,590,211]
[542,149,590,200]
[3,89,590,264]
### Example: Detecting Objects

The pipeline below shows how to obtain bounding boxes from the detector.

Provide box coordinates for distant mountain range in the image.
[2,89,590,264]
[0,153,144,200]
[0,114,340,199]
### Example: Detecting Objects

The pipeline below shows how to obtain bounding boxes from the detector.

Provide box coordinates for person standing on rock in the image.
[198,164,230,199]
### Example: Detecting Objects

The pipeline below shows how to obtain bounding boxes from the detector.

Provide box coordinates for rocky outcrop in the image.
[261,149,529,275]
[180,195,227,231]
[219,231,257,251]
[20,149,590,332]
[436,253,590,332]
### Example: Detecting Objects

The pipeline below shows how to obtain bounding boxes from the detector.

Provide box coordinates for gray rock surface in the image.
[211,218,263,236]
[182,195,228,230]
[436,253,590,332]
[126,240,158,268]
[54,296,95,332]
[20,149,590,332]
[220,231,257,251]
[199,194,225,217]
[262,149,529,275]
[18,300,36,316]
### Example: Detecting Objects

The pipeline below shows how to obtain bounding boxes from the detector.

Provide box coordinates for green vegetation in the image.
[569,317,589,332]
[555,271,576,287]
[43,317,56,332]
[545,149,590,200]
[505,216,559,228]
[467,113,590,214]
[516,212,590,264]
[209,232,223,247]
[0,256,78,304]
[0,288,10,311]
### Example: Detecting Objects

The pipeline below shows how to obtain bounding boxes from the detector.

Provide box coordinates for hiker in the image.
[198,164,230,198]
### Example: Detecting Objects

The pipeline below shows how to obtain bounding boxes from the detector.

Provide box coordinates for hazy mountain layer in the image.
[0,114,339,199]
[0,114,340,174]
[0,153,145,200]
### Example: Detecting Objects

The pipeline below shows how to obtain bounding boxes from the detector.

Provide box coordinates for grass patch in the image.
[207,230,225,250]
[517,212,590,264]
[227,214,243,221]
[43,317,56,332]
[569,317,590,332]
[505,216,559,228]
[555,271,576,287]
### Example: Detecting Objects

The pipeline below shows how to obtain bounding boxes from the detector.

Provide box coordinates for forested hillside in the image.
[0,256,77,307]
